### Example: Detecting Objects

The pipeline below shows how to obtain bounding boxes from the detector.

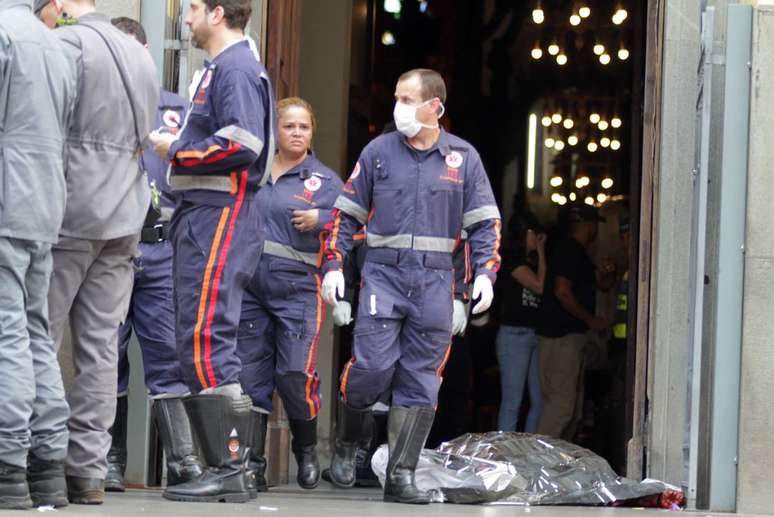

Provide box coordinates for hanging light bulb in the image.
[556,53,568,65]
[568,135,579,146]
[551,192,562,203]
[558,195,568,206]
[611,117,622,128]
[533,7,545,24]
[589,113,601,124]
[569,192,577,201]
[579,5,591,18]
[554,140,566,151]
[598,120,609,131]
[384,0,402,14]
[610,139,622,150]
[600,137,611,148]
[551,113,563,124]
[548,42,560,56]
[570,13,581,26]
[381,31,396,46]
[601,177,614,189]
[575,177,585,189]
[593,43,605,56]
[585,196,595,206]
[550,176,563,187]
[618,47,630,60]
[597,193,608,204]
[545,137,556,148]
[613,8,628,24]
[531,46,544,60]
[600,53,611,65]
[587,141,598,153]
[563,118,574,129]
[541,115,552,127]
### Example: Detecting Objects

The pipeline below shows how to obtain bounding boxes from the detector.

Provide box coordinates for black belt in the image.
[140,223,170,243]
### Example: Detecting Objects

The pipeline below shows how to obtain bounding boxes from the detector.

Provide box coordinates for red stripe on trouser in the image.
[304,274,325,418]
[201,171,249,387]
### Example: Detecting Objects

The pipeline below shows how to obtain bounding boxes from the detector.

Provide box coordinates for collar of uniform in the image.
[272,153,318,183]
[78,11,110,23]
[399,128,451,157]
[212,39,250,63]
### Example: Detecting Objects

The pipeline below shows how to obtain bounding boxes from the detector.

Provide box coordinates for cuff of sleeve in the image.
[322,261,343,274]
[317,210,333,230]
[476,269,498,285]
[167,139,184,162]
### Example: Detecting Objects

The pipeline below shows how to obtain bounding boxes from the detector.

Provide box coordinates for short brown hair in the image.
[398,68,447,104]
[111,17,147,45]
[277,97,317,133]
[203,0,251,31]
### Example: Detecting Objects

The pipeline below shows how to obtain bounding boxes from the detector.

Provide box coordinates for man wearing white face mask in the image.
[320,68,501,504]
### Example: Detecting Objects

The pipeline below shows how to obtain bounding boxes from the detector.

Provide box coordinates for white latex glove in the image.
[452,299,468,336]
[332,300,353,326]
[322,270,345,306]
[471,275,494,315]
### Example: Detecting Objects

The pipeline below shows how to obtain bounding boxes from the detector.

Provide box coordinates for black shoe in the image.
[355,411,387,487]
[27,454,67,508]
[152,398,204,487]
[246,411,268,498]
[66,476,104,505]
[163,395,252,504]
[289,418,320,489]
[105,395,128,492]
[328,399,372,488]
[383,407,435,504]
[0,461,31,510]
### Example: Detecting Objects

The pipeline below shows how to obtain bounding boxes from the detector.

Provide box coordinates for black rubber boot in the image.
[105,395,128,492]
[152,398,205,488]
[162,395,252,503]
[355,411,387,487]
[328,399,371,488]
[383,407,435,504]
[0,461,31,510]
[246,411,268,498]
[288,418,320,489]
[27,454,68,508]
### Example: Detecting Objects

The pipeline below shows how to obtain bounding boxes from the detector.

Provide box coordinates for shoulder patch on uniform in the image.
[350,162,361,180]
[200,69,213,89]
[446,151,464,169]
[304,176,322,192]
[162,110,181,129]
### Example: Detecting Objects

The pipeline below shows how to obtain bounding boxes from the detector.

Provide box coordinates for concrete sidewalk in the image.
[0,484,761,517]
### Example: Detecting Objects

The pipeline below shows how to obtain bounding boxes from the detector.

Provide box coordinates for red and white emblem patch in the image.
[200,69,213,89]
[162,110,181,129]
[445,151,464,169]
[304,177,322,192]
[350,162,361,180]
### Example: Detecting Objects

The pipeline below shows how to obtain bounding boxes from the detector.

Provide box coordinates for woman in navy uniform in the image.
[238,98,343,490]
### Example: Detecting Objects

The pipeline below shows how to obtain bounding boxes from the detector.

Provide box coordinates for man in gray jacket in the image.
[35,0,160,505]
[0,0,76,510]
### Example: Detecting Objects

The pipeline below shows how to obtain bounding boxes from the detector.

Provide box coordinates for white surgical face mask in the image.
[393,100,444,138]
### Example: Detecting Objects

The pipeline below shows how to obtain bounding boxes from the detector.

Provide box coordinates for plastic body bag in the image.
[372,432,684,507]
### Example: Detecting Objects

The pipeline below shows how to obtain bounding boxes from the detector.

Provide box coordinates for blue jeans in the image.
[496,325,542,432]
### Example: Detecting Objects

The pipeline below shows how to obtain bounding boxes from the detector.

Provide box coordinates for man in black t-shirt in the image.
[536,205,616,441]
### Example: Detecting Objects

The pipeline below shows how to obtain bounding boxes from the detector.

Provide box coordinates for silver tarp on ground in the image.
[372,432,681,506]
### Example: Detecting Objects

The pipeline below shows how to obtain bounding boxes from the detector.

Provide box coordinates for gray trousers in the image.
[536,333,587,441]
[48,235,137,478]
[0,238,70,468]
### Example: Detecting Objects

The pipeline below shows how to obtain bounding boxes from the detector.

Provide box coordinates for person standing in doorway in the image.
[148,0,274,504]
[536,205,616,442]
[495,212,546,433]
[35,0,159,505]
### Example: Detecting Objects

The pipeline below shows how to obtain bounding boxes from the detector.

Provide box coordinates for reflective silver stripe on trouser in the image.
[263,240,319,267]
[169,175,234,192]
[258,72,276,188]
[334,197,368,225]
[413,236,457,253]
[366,233,412,249]
[214,125,264,157]
[462,205,502,228]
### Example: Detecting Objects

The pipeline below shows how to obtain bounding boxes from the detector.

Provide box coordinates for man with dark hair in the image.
[321,68,501,504]
[103,17,204,498]
[0,0,75,510]
[536,204,616,442]
[35,0,160,505]
[149,0,274,504]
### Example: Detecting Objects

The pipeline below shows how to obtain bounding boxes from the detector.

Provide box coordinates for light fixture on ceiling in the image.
[563,118,574,129]
[533,2,545,24]
[551,112,563,124]
[611,139,622,150]
[600,137,611,148]
[613,7,628,24]
[618,47,630,60]
[545,137,556,148]
[587,141,598,153]
[597,193,608,204]
[579,5,591,18]
[602,177,614,189]
[568,135,579,146]
[556,53,568,65]
[531,44,543,60]
[569,192,577,201]
[541,115,552,127]
[554,140,566,151]
[585,196,595,206]
[570,13,581,26]
[593,43,605,56]
[600,53,612,65]
[548,42,560,56]
[381,31,396,46]
[384,0,401,15]
[550,176,564,187]
[598,119,609,130]
[589,113,601,124]
[611,117,622,128]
